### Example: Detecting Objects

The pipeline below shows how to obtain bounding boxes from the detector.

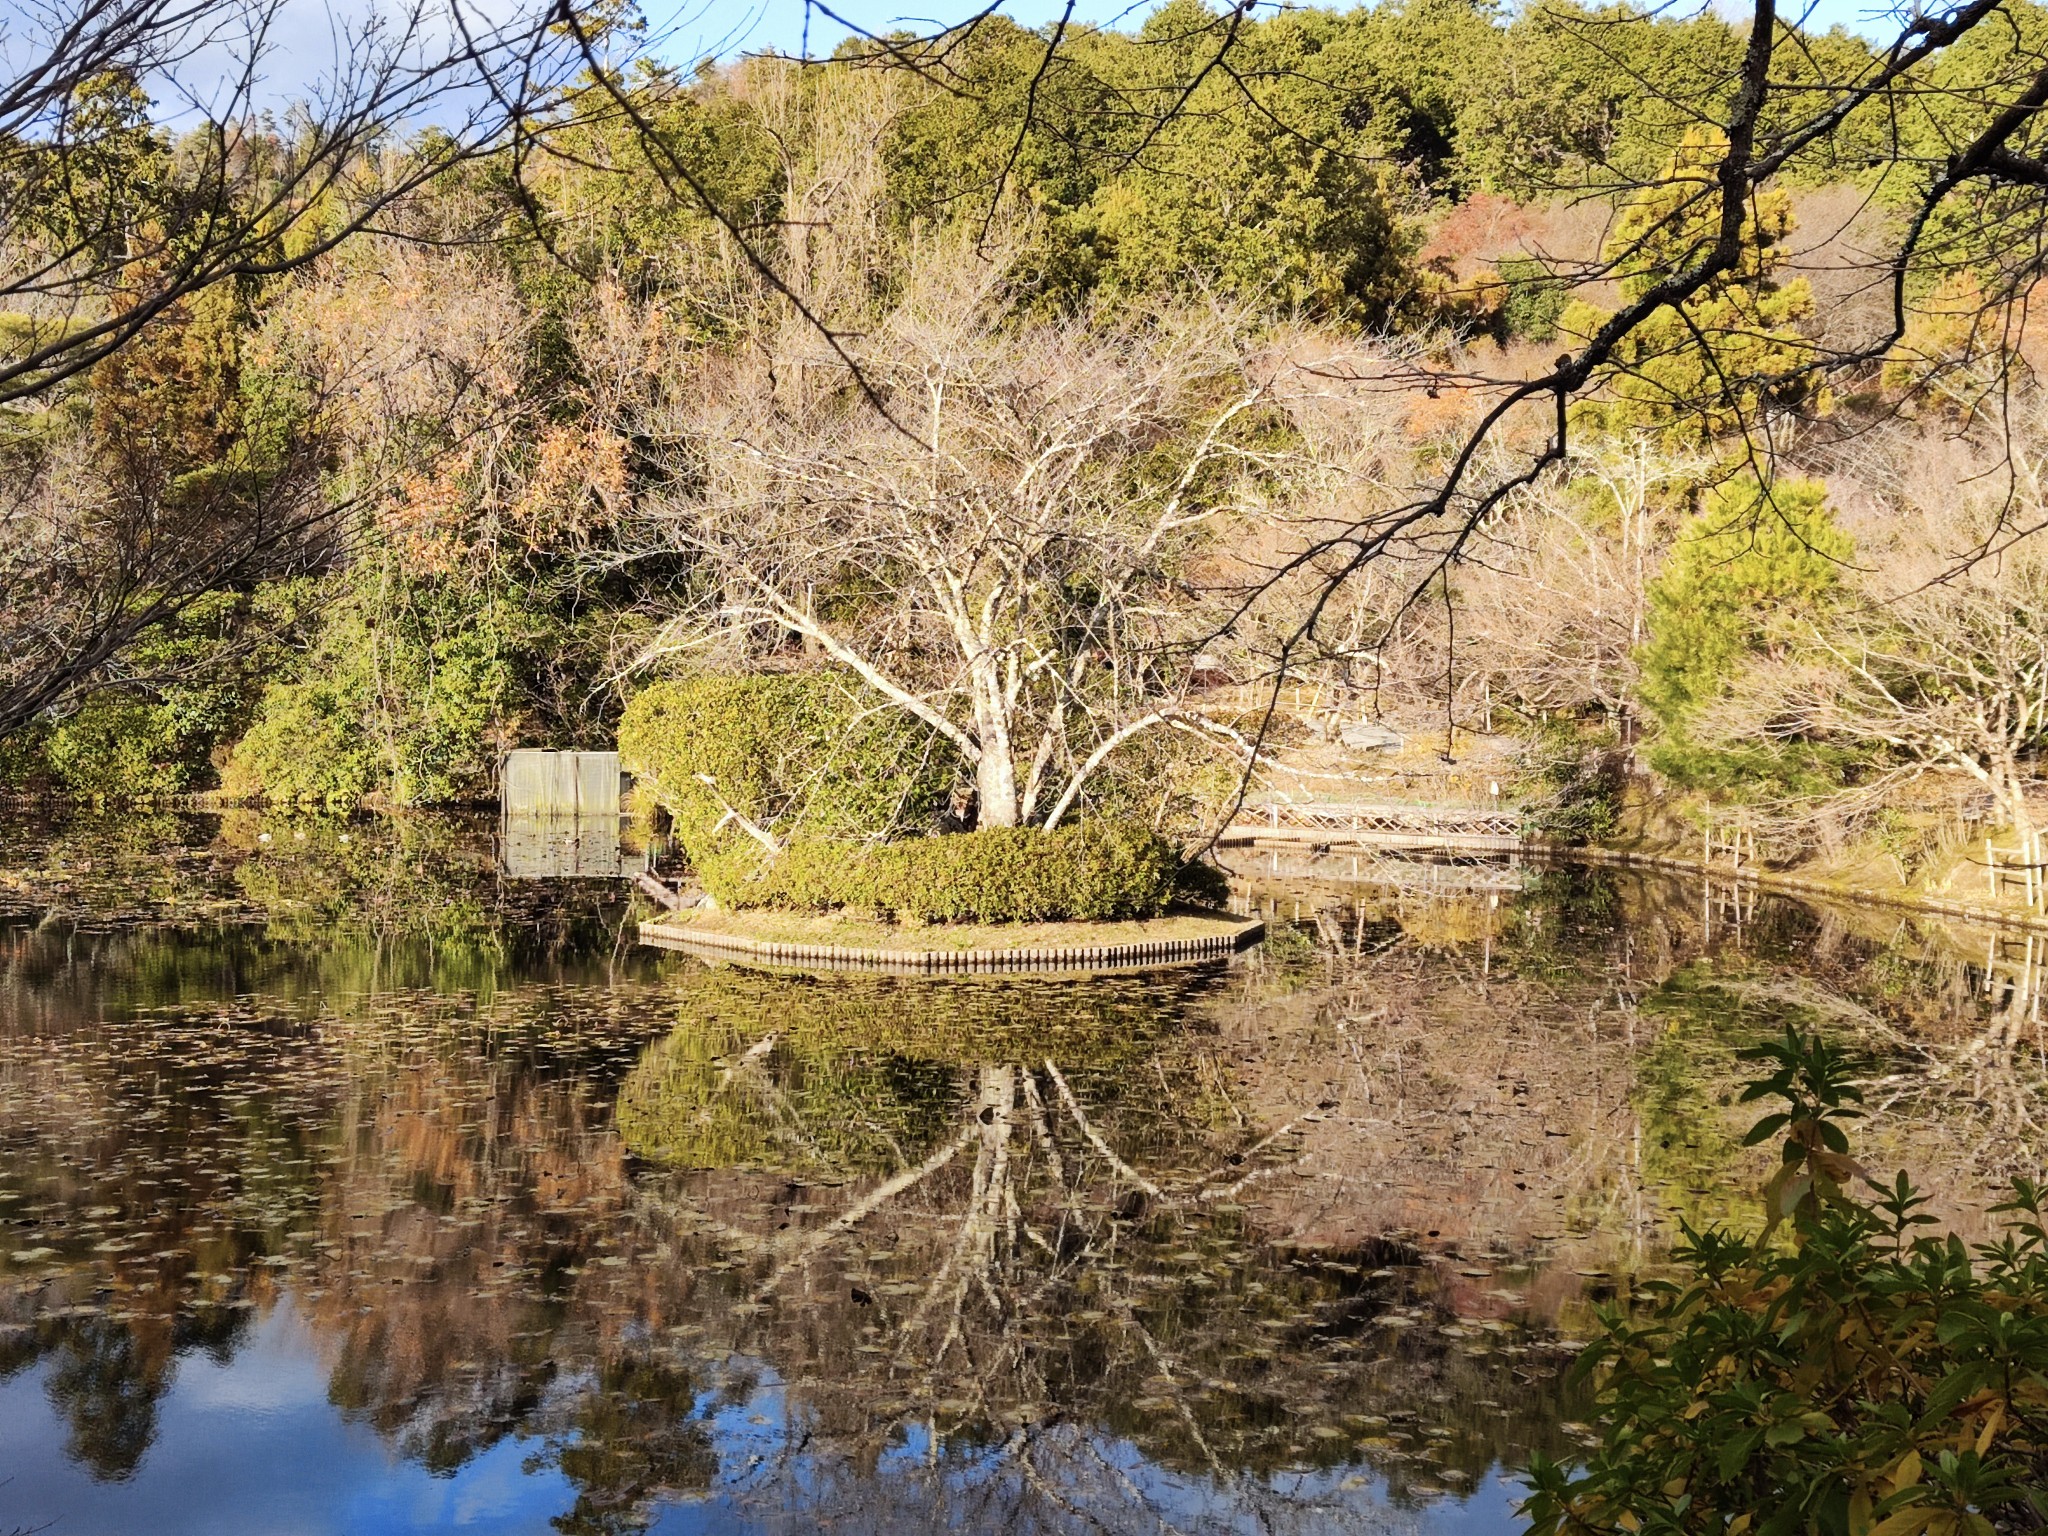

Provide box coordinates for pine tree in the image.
[1560,127,1825,445]
[1639,474,1851,788]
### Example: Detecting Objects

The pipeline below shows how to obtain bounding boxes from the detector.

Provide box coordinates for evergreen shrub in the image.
[7,588,298,802]
[1521,716,1628,843]
[1499,255,1568,342]
[224,572,531,806]
[1638,474,1860,796]
[619,673,955,860]
[699,821,1209,924]
[222,676,382,807]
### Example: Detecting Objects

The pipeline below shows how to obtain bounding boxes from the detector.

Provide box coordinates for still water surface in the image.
[0,810,2041,1534]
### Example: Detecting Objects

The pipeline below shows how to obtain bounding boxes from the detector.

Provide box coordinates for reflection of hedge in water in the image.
[617,1020,958,1174]
[0,807,231,921]
[1496,865,1631,976]
[1627,984,1758,1236]
[226,811,624,984]
[1,915,636,1034]
[617,966,1225,1174]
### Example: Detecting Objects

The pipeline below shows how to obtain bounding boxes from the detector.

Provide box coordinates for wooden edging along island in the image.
[638,914,1266,973]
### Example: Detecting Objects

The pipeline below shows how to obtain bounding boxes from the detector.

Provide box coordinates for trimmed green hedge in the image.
[619,673,955,861]
[700,821,1220,924]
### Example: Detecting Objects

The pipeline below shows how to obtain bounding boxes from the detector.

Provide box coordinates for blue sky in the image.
[676,0,1913,60]
[82,0,1918,125]
[657,0,1158,59]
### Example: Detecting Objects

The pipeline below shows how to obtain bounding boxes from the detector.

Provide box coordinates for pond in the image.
[0,810,2041,1535]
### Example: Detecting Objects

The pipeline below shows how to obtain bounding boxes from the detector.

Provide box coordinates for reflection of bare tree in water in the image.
[1239,858,2048,1234]
[1627,887,2048,1200]
[619,1008,1585,1535]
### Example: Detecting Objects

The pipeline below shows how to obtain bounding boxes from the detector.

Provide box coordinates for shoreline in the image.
[10,793,2043,938]
[1568,843,2048,936]
[1223,827,2048,936]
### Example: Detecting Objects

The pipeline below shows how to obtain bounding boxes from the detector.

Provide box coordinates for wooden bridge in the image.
[1219,798,1528,854]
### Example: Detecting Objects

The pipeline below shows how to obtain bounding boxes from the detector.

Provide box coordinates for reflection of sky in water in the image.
[0,1307,574,1534]
[0,1309,1522,1535]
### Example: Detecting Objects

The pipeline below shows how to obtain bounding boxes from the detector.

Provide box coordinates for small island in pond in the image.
[622,674,1258,969]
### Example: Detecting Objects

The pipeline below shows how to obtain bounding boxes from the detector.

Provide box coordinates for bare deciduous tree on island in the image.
[624,260,1327,830]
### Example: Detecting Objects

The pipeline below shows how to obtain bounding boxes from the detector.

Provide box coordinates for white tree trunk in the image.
[1995,751,2035,846]
[976,750,1020,828]
[969,654,1021,827]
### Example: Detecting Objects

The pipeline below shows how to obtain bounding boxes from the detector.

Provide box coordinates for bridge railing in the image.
[1244,798,1525,840]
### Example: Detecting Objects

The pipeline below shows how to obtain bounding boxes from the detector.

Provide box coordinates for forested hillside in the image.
[5,0,2047,876]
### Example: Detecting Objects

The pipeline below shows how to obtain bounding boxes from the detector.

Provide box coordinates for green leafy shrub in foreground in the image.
[1524,1029,2048,1536]
[700,821,1217,924]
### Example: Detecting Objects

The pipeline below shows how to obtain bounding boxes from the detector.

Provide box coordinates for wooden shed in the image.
[500,749,624,818]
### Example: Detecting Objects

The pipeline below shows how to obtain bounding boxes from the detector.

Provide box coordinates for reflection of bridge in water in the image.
[1222,798,1526,854]
[1219,843,1527,896]
[1214,843,1530,960]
